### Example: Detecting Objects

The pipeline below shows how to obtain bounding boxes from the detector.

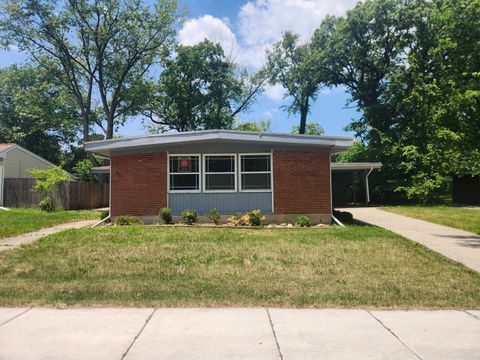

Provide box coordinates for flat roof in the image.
[84,130,354,157]
[331,162,382,171]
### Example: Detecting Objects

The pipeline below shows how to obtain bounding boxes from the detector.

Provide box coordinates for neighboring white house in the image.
[0,144,57,206]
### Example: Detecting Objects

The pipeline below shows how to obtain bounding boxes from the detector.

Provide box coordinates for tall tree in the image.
[0,0,182,144]
[143,40,265,132]
[266,32,324,134]
[314,0,480,202]
[0,64,79,163]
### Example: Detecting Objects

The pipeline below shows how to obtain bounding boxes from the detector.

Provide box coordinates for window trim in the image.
[238,153,273,193]
[202,153,237,193]
[168,153,201,193]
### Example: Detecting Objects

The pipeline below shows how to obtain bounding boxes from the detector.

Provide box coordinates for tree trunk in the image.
[299,107,308,134]
[106,113,114,139]
[82,111,89,143]
[298,96,309,134]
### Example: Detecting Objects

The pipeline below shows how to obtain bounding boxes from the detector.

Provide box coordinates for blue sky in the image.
[0,0,360,137]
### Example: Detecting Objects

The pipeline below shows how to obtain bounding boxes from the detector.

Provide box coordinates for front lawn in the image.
[0,226,479,308]
[383,206,480,235]
[0,208,99,238]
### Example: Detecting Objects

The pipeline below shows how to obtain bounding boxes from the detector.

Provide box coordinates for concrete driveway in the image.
[345,207,480,273]
[0,308,479,360]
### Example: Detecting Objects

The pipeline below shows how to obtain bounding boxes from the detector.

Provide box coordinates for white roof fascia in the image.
[84,130,354,156]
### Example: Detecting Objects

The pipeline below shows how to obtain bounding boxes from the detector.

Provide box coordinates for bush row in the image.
[113,208,317,227]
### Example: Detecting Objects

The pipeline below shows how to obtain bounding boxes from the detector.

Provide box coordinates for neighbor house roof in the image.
[84,130,354,157]
[331,162,382,171]
[0,144,15,158]
[0,143,76,179]
[0,144,15,152]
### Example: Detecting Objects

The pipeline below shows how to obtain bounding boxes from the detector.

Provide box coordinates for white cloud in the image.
[178,15,240,59]
[264,84,285,102]
[178,1,358,100]
[238,0,357,46]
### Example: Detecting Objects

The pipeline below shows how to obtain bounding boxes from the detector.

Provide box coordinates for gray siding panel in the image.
[169,192,272,214]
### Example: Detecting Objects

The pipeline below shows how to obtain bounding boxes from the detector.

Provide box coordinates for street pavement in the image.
[0,308,479,360]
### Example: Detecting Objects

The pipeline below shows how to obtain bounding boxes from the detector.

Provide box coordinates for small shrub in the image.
[39,196,55,212]
[247,209,265,226]
[99,210,110,220]
[208,208,221,225]
[295,215,311,227]
[160,207,173,224]
[114,216,143,226]
[73,159,97,182]
[181,209,198,225]
[228,210,265,226]
[227,213,249,226]
[333,210,354,224]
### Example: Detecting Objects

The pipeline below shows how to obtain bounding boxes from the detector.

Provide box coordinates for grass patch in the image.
[0,226,479,308]
[383,206,480,234]
[0,208,99,238]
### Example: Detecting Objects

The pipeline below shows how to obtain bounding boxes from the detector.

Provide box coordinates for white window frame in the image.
[168,153,201,193]
[203,153,237,193]
[238,153,273,193]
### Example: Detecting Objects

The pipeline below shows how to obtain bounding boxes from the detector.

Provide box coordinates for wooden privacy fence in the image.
[3,178,109,210]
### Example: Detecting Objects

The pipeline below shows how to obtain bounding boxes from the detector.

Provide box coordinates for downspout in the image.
[329,146,340,226]
[91,214,110,228]
[365,166,374,205]
[90,154,112,228]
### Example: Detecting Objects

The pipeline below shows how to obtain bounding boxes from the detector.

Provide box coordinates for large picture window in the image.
[240,154,272,191]
[169,155,200,191]
[204,155,236,191]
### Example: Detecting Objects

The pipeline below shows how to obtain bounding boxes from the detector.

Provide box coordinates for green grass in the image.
[0,208,99,238]
[383,206,480,234]
[0,226,479,308]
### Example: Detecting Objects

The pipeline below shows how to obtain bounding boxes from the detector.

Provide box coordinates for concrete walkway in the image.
[0,219,97,252]
[345,207,480,273]
[0,308,479,359]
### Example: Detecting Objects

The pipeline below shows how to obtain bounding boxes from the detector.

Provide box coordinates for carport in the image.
[331,162,382,207]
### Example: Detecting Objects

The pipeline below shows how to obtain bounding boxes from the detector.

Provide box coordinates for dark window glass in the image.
[170,156,199,173]
[169,174,199,191]
[241,173,271,190]
[241,155,270,172]
[205,156,235,172]
[205,174,235,190]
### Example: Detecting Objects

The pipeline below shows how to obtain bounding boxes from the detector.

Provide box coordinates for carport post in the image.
[365,167,373,205]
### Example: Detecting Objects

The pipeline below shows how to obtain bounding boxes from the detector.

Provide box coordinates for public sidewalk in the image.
[0,308,479,359]
[345,207,480,273]
[0,219,97,252]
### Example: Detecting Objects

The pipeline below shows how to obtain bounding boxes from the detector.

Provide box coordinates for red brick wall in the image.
[110,152,167,216]
[273,150,331,214]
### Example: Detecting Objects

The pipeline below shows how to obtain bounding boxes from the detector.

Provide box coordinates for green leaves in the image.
[318,0,480,202]
[30,166,70,195]
[266,31,326,134]
[145,39,263,132]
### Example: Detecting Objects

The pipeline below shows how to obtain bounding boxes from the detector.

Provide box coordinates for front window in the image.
[204,155,236,191]
[240,154,271,191]
[169,155,200,191]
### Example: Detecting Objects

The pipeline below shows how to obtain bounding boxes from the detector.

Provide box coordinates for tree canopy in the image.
[144,40,265,132]
[314,0,480,202]
[0,0,182,143]
[0,64,79,163]
[266,32,325,134]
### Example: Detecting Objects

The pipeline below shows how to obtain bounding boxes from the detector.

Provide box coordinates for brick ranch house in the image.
[84,130,356,224]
